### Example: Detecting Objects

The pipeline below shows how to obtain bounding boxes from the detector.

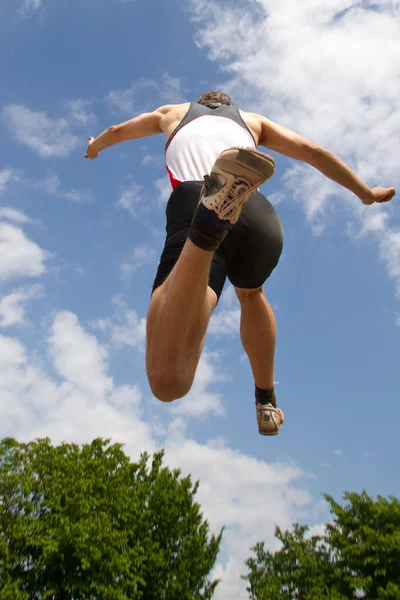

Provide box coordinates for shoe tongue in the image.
[204,173,226,195]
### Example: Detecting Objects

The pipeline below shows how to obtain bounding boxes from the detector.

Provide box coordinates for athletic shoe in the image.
[200,147,275,224]
[256,402,284,436]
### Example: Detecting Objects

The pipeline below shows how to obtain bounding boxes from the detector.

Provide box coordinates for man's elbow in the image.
[299,142,322,164]
[108,124,125,142]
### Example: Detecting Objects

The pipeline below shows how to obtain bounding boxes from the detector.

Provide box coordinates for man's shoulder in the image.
[158,103,191,138]
[239,108,263,121]
[238,109,264,146]
[157,102,191,115]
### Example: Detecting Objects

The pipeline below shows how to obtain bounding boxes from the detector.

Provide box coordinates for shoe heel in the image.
[236,149,275,178]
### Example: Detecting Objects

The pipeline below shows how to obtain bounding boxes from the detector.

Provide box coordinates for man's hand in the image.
[362,187,396,205]
[85,137,99,159]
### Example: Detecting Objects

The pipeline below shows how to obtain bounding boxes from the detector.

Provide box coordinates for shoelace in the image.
[218,179,251,221]
[204,175,251,222]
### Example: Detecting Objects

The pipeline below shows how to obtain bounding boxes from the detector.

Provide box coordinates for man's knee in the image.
[235,286,264,303]
[148,369,192,403]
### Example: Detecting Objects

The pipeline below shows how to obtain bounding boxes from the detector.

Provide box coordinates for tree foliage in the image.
[244,491,400,599]
[0,438,222,599]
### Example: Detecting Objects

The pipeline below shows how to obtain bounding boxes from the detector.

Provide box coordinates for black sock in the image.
[255,385,277,407]
[188,204,231,251]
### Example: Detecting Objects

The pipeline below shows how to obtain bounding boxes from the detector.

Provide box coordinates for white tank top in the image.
[165,103,256,190]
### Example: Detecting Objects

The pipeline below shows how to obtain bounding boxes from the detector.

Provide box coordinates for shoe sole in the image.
[213,148,275,184]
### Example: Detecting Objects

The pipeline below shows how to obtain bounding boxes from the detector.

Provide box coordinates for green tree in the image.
[0,438,222,599]
[244,492,400,599]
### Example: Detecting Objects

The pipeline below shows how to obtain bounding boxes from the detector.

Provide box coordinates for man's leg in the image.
[146,240,217,402]
[223,185,284,435]
[235,285,284,436]
[235,286,276,390]
[148,148,275,404]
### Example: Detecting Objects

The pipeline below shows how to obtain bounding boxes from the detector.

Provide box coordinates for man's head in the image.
[196,91,233,109]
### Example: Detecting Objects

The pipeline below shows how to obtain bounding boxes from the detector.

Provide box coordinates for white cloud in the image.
[209,307,240,336]
[19,0,42,16]
[192,0,400,199]
[141,155,153,167]
[0,170,92,205]
[153,175,171,205]
[3,104,80,158]
[348,209,400,305]
[0,285,44,328]
[165,435,312,600]
[116,181,146,218]
[64,99,96,126]
[281,164,342,235]
[92,295,147,351]
[106,80,156,115]
[0,335,27,368]
[92,295,227,419]
[349,204,391,239]
[30,172,93,203]
[168,351,226,418]
[0,170,19,196]
[48,312,114,398]
[307,522,327,538]
[209,285,241,336]
[0,319,153,453]
[141,154,164,168]
[0,207,33,225]
[334,449,342,456]
[267,190,285,206]
[106,73,187,115]
[92,297,226,419]
[219,285,236,307]
[380,229,400,299]
[121,245,157,280]
[0,222,48,282]
[108,296,147,349]
[191,0,400,313]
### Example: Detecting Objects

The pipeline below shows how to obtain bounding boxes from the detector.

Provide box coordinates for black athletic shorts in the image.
[152,181,283,301]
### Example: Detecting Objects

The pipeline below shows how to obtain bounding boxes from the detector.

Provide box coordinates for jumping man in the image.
[85,91,396,436]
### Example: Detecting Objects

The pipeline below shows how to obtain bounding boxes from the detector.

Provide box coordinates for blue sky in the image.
[1,0,399,597]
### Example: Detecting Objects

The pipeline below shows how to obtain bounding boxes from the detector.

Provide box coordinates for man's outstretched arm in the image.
[85,105,173,159]
[257,116,396,205]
